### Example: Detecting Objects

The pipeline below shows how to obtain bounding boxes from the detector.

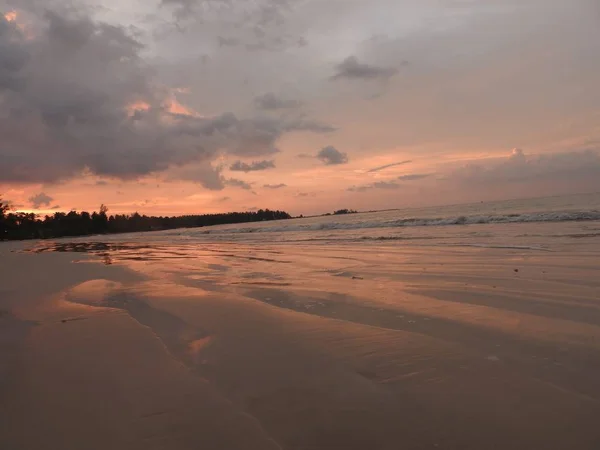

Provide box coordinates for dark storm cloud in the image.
[331,56,398,81]
[317,146,348,165]
[29,192,54,208]
[0,9,328,186]
[230,160,276,172]
[367,160,412,173]
[254,92,301,110]
[263,183,286,189]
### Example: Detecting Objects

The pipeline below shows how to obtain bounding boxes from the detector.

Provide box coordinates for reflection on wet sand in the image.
[3,236,600,449]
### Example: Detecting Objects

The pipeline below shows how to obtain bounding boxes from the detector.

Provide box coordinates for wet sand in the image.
[1,230,600,449]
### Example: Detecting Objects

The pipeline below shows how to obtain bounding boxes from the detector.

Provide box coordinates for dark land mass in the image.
[0,199,290,241]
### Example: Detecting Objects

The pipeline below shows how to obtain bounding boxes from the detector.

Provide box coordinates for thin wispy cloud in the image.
[367,160,412,173]
[397,173,431,181]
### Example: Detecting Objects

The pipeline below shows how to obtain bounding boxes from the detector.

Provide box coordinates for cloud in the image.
[167,163,226,190]
[95,180,109,186]
[230,160,276,172]
[284,119,337,134]
[397,173,431,181]
[0,9,327,187]
[217,196,230,202]
[317,146,349,165]
[217,36,241,47]
[367,160,412,173]
[225,178,253,190]
[348,181,400,192]
[160,0,305,51]
[444,148,600,197]
[254,93,301,110]
[331,56,398,81]
[29,192,54,208]
[263,183,287,189]
[51,205,61,210]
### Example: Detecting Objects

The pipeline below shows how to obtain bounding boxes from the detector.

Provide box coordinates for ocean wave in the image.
[190,209,600,236]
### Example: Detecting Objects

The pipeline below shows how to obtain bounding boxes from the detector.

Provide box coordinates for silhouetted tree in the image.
[0,198,10,238]
[0,203,291,241]
[333,209,357,215]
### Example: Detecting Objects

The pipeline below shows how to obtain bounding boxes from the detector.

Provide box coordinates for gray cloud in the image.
[317,146,348,165]
[225,178,253,190]
[0,9,327,186]
[159,0,305,51]
[331,56,398,81]
[95,180,109,186]
[217,36,241,47]
[449,148,600,188]
[397,173,431,181]
[367,160,412,173]
[166,163,226,190]
[284,118,336,134]
[29,192,54,208]
[263,183,287,189]
[348,181,400,192]
[254,92,301,110]
[230,160,276,172]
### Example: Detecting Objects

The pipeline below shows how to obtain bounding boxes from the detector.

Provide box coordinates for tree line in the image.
[0,199,291,241]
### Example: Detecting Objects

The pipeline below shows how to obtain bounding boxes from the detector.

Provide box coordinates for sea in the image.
[43,191,600,254]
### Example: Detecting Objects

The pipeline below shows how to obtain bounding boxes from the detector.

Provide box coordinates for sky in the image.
[1,0,599,216]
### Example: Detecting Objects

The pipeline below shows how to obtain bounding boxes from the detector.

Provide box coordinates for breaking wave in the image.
[193,209,600,236]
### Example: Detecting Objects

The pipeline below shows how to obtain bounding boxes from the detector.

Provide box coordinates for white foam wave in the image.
[193,209,600,236]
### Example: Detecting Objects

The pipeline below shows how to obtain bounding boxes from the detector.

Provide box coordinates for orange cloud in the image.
[125,101,151,117]
[4,11,17,22]
[125,95,200,118]
[167,98,199,117]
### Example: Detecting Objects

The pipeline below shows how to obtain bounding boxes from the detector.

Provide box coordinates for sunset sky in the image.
[1,0,599,216]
